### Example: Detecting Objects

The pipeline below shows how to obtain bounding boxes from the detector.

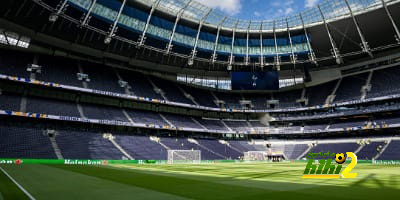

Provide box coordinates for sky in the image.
[195,0,320,20]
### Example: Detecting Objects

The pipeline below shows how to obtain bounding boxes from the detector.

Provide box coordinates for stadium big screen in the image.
[231,71,279,90]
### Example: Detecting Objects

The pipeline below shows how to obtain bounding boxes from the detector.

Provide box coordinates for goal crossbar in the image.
[167,150,201,164]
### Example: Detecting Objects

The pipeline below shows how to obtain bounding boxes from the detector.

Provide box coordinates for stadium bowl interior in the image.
[0,0,400,199]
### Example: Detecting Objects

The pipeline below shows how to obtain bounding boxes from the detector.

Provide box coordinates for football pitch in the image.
[0,162,399,200]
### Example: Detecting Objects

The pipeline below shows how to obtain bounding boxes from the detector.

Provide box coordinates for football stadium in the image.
[1,0,400,199]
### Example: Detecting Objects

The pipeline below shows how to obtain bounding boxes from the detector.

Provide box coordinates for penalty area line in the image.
[0,166,36,200]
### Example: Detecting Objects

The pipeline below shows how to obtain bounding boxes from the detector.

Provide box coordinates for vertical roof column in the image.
[299,13,317,65]
[228,20,239,70]
[245,22,251,66]
[80,0,97,26]
[212,17,227,63]
[318,5,342,65]
[166,0,193,54]
[104,0,127,44]
[344,0,372,58]
[273,20,280,71]
[259,23,264,69]
[286,18,296,65]
[139,0,161,46]
[49,0,69,22]
[381,0,400,43]
[189,8,213,66]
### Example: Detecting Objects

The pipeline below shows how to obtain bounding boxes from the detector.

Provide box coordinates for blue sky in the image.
[196,0,320,20]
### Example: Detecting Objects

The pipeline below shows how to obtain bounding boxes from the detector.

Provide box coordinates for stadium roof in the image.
[134,0,398,31]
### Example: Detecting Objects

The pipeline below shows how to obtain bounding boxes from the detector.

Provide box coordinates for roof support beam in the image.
[228,21,239,70]
[344,0,372,58]
[381,0,400,43]
[189,8,212,65]
[273,21,280,71]
[299,13,317,65]
[260,24,264,68]
[212,17,227,63]
[286,18,296,65]
[139,0,161,47]
[49,0,68,22]
[80,0,97,26]
[245,22,251,66]
[166,0,193,54]
[104,0,126,44]
[318,5,342,65]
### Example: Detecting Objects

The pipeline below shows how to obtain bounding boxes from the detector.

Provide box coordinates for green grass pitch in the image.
[0,162,399,200]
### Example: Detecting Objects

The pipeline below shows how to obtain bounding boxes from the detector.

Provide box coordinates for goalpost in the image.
[167,150,201,164]
[244,151,268,161]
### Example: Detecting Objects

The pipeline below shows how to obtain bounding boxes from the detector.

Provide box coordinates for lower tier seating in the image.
[0,125,398,160]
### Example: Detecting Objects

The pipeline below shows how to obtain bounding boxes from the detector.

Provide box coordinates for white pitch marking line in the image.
[0,166,36,200]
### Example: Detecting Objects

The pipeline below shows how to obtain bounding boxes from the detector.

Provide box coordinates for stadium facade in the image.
[0,0,400,161]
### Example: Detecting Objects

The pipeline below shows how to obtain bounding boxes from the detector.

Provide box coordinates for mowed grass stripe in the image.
[52,164,279,200]
[113,163,400,190]
[0,165,28,200]
[1,163,399,200]
[1,165,188,200]
[58,164,400,200]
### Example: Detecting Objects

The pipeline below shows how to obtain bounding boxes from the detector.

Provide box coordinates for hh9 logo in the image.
[302,152,357,179]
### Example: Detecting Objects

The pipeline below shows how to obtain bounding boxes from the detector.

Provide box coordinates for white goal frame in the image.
[167,150,201,164]
[244,151,268,161]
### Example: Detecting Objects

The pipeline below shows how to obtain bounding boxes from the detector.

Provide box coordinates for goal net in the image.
[244,151,268,161]
[167,150,201,164]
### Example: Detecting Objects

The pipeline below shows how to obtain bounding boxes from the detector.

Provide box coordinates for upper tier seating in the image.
[126,110,168,126]
[118,70,163,100]
[26,96,80,117]
[0,92,21,111]
[249,121,267,128]
[4,92,400,134]
[329,121,364,129]
[36,56,82,87]
[0,50,32,78]
[306,80,338,106]
[152,77,193,104]
[164,114,203,129]
[197,118,229,131]
[3,50,400,111]
[180,85,218,108]
[368,66,400,98]
[242,94,271,109]
[334,73,369,102]
[81,103,128,121]
[81,64,125,94]
[273,90,302,108]
[215,92,243,109]
[223,120,250,132]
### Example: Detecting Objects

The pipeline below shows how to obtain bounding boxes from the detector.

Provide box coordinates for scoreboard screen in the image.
[231,71,279,90]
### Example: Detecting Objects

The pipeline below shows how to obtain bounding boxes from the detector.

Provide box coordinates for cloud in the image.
[271,0,294,7]
[285,7,294,15]
[305,0,319,8]
[197,0,242,15]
